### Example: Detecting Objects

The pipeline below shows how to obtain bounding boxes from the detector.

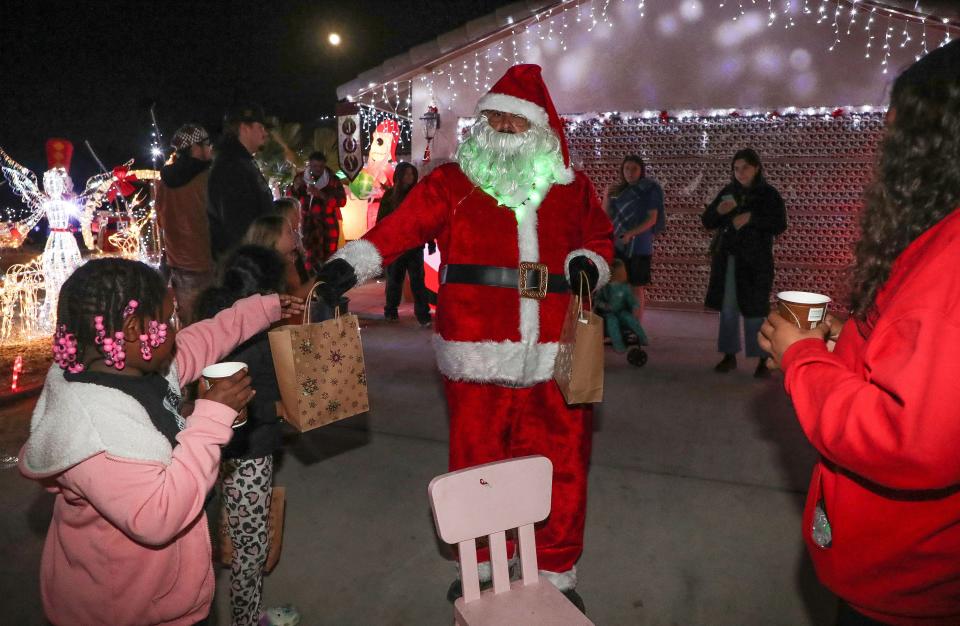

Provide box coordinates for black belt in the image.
[439,263,569,300]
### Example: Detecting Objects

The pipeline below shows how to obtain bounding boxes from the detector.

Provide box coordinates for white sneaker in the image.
[257,605,301,626]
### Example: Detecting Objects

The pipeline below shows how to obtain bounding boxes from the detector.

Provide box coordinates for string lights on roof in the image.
[346,0,958,110]
[562,104,884,125]
[356,103,413,155]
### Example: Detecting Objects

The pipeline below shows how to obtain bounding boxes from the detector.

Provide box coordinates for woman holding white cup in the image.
[759,40,960,625]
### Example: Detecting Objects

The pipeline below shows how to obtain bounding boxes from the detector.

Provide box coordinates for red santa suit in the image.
[331,65,613,588]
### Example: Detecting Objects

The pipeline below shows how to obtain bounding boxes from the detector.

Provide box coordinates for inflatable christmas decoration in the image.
[348,119,399,200]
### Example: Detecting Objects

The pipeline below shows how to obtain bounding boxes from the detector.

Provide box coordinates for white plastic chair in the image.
[428,455,594,625]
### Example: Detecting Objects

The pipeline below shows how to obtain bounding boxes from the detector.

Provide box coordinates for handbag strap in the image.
[302,281,341,325]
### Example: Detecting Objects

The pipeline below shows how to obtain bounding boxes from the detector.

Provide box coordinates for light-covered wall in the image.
[411,1,917,165]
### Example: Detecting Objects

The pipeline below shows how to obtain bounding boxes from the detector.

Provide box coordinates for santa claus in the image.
[318,64,613,608]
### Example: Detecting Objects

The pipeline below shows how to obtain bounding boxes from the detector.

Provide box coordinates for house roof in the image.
[336,0,960,101]
[336,0,563,100]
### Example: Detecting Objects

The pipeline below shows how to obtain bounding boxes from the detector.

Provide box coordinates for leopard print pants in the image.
[221,456,273,626]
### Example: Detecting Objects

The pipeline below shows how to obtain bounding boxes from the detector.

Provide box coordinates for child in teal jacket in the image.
[597,259,649,352]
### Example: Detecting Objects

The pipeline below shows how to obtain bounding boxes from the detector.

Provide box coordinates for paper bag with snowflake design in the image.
[553,289,604,405]
[268,310,369,432]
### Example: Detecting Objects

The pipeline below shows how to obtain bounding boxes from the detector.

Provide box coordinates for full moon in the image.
[328,32,341,46]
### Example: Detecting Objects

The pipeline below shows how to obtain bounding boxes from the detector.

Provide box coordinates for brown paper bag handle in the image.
[302,280,342,325]
[576,271,592,321]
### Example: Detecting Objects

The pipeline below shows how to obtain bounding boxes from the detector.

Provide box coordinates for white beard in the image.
[456,118,567,208]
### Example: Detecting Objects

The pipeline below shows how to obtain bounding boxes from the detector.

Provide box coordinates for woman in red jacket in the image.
[759,40,960,625]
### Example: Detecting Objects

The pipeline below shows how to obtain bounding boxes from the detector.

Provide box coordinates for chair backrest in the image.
[428,455,553,542]
[428,456,553,601]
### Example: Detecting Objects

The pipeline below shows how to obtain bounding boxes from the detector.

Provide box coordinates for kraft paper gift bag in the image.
[219,486,286,574]
[553,277,604,404]
[268,283,370,432]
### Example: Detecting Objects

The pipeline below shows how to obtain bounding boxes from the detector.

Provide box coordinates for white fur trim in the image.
[456,555,520,583]
[22,366,173,477]
[520,298,539,346]
[433,335,558,386]
[565,248,611,292]
[331,239,383,285]
[476,93,550,128]
[556,166,575,185]
[478,560,493,584]
[540,566,577,591]
[516,202,540,345]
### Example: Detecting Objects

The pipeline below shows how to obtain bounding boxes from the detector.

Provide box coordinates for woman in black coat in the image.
[702,148,787,377]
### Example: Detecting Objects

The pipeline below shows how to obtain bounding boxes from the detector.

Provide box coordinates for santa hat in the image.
[45,138,73,171]
[476,64,574,180]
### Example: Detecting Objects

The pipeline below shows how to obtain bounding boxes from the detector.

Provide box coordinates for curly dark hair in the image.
[850,40,960,322]
[56,258,166,362]
[195,245,287,320]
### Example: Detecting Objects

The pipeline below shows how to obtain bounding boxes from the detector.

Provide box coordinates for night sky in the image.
[0,0,514,192]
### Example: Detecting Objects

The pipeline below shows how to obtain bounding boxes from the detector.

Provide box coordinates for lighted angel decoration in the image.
[0,139,117,330]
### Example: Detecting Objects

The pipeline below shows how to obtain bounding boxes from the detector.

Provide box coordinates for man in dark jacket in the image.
[156,123,215,324]
[207,103,274,257]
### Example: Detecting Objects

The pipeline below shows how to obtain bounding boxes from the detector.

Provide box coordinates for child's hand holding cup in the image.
[200,362,254,428]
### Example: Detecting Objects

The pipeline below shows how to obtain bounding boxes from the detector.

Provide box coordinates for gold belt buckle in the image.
[519,262,549,300]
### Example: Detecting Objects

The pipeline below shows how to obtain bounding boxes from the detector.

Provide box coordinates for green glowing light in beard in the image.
[458,138,558,222]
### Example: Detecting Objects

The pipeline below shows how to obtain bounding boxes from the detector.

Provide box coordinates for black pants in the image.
[385,247,431,323]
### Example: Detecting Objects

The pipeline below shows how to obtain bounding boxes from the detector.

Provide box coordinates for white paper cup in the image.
[776,291,831,330]
[201,362,249,428]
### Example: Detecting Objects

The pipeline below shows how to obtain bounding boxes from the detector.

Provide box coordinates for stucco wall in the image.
[410,1,912,164]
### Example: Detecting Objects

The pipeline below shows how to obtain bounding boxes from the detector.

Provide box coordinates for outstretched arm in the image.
[318,168,451,298]
[175,293,282,386]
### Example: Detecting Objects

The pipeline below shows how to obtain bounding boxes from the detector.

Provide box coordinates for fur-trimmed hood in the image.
[20,364,181,478]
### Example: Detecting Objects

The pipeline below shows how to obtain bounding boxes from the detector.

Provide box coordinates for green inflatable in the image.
[348,171,375,200]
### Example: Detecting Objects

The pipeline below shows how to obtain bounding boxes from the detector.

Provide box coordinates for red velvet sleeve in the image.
[363,168,451,267]
[782,310,960,490]
[578,174,614,265]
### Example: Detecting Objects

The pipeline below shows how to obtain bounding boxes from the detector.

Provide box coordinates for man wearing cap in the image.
[317,65,612,608]
[156,123,214,324]
[208,104,274,256]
